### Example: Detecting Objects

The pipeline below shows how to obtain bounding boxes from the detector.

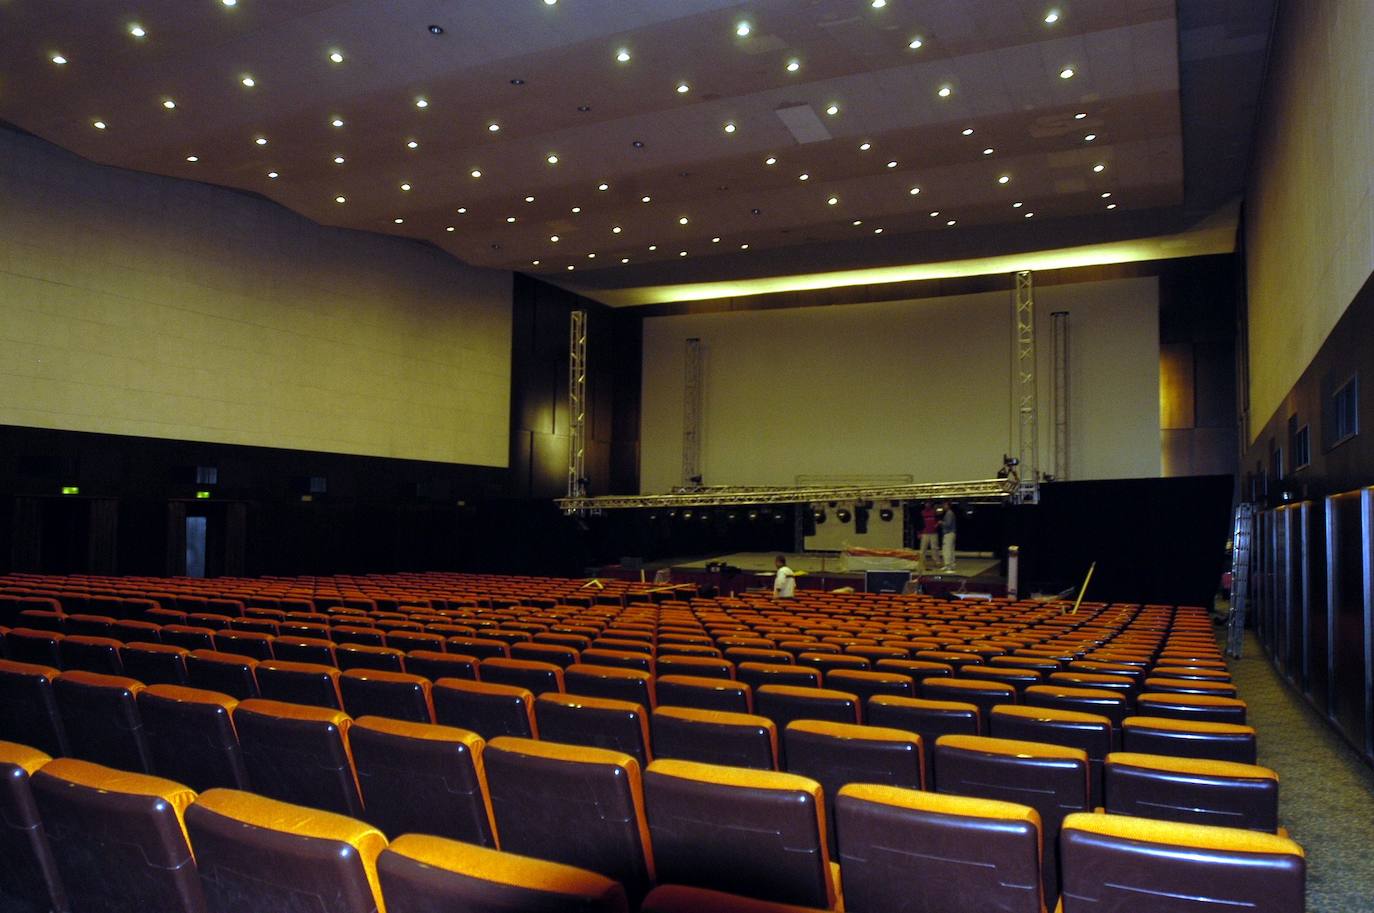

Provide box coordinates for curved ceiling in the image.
[0,0,1272,304]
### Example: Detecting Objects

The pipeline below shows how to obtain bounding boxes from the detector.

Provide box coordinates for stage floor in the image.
[662,551,1000,581]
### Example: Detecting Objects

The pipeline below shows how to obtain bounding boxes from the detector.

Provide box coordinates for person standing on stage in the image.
[920,501,940,569]
[940,502,958,571]
[773,555,797,598]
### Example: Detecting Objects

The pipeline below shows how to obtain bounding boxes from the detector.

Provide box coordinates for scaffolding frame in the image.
[682,337,703,487]
[1051,310,1070,480]
[556,477,1016,511]
[1014,270,1040,502]
[566,310,588,504]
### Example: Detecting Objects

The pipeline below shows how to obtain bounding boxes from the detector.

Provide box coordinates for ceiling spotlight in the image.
[162,99,176,109]
[1084,133,1097,141]
[679,217,689,225]
[1101,192,1113,198]
[736,21,752,37]
[332,118,345,127]
[457,207,467,213]
[1013,201,1024,208]
[401,183,412,191]
[1093,163,1105,172]
[825,104,839,116]
[428,24,444,35]
[546,154,559,164]
[524,195,535,202]
[510,78,525,85]
[1024,211,1035,218]
[852,220,863,226]
[886,160,898,168]
[415,97,429,108]
[998,175,1011,184]
[641,195,652,203]
[470,169,482,178]
[550,235,560,242]
[908,186,921,195]
[1075,112,1087,119]
[612,226,622,233]
[597,183,610,191]
[406,139,418,149]
[544,0,557,5]
[333,155,345,164]
[873,227,884,234]
[938,85,952,97]
[587,253,596,259]
[787,59,800,72]
[676,82,690,94]
[740,243,750,249]
[962,127,974,136]
[92,120,107,130]
[185,155,199,162]
[488,123,500,132]
[872,0,887,7]
[859,142,871,151]
[724,122,736,133]
[946,219,957,226]
[712,237,721,243]
[1059,67,1075,79]
[621,257,630,263]
[827,196,839,206]
[221,0,236,6]
[393,218,404,224]
[982,147,994,155]
[929,211,940,217]
[571,206,582,213]
[908,37,924,49]
[335,195,346,203]
[567,265,575,271]
[679,251,687,257]
[798,173,810,181]
[241,75,256,87]
[616,48,631,63]
[764,156,777,165]
[648,244,657,250]
[1107,203,1118,209]
[1045,9,1061,24]
[267,171,279,178]
[506,216,516,223]
[129,24,146,38]
[255,137,268,146]
[329,50,344,63]
[51,54,68,65]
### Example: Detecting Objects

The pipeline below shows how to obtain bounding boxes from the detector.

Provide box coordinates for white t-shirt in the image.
[774,566,796,598]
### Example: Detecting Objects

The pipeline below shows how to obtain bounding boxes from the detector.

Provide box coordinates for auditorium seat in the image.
[480,657,566,694]
[185,650,260,700]
[754,685,860,739]
[922,678,1018,720]
[644,759,837,910]
[934,734,1090,898]
[822,669,914,711]
[339,668,434,723]
[1104,752,1280,832]
[736,661,821,692]
[1142,677,1240,699]
[379,833,629,913]
[962,665,1042,693]
[211,630,275,662]
[186,788,385,913]
[565,663,657,708]
[349,715,496,846]
[484,737,655,903]
[656,654,734,680]
[1057,812,1305,913]
[15,611,64,634]
[336,643,407,673]
[58,634,125,676]
[0,660,68,756]
[404,650,478,682]
[512,641,581,668]
[433,678,539,738]
[536,693,652,767]
[1049,671,1139,703]
[382,630,444,654]
[0,741,66,913]
[32,758,204,912]
[112,618,163,644]
[161,624,219,652]
[655,674,752,713]
[581,647,655,673]
[796,652,871,675]
[270,635,337,666]
[54,670,153,773]
[1024,684,1130,728]
[834,784,1044,913]
[650,706,778,770]
[1121,715,1258,763]
[253,659,344,709]
[990,704,1114,806]
[4,628,63,667]
[1150,665,1232,682]
[447,636,511,659]
[63,614,115,638]
[1136,693,1248,724]
[641,885,829,913]
[138,684,249,791]
[332,625,387,647]
[784,720,924,853]
[122,641,191,685]
[232,698,363,817]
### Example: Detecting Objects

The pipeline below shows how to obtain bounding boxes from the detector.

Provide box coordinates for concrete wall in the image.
[0,128,512,466]
[641,276,1161,493]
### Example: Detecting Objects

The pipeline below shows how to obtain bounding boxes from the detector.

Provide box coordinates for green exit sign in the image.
[195,490,212,500]
[60,485,80,495]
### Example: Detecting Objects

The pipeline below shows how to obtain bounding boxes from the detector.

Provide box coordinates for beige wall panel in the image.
[640,277,1160,493]
[1246,0,1374,437]
[0,130,512,466]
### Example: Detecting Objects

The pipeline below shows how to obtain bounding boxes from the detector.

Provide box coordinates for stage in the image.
[597,551,1008,597]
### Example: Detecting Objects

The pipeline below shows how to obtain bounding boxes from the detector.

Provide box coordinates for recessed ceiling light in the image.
[1013,201,1024,208]
[908,37,924,49]
[587,253,596,259]
[162,99,177,109]
[886,161,898,168]
[1107,203,1118,209]
[616,48,631,63]
[1093,163,1105,173]
[798,173,810,181]
[962,127,974,136]
[488,123,500,132]
[632,140,645,148]
[567,265,575,271]
[544,0,557,6]
[335,195,346,203]
[679,217,689,225]
[827,197,840,206]
[873,228,884,234]
[550,235,560,242]
[1045,10,1061,24]
[622,257,630,263]
[457,207,467,214]
[852,220,863,226]
[470,169,482,178]
[222,0,236,7]
[546,154,559,164]
[642,196,652,203]
[597,183,610,191]
[332,118,345,127]
[859,142,871,151]
[736,21,752,37]
[428,24,444,35]
[1084,133,1097,142]
[406,139,419,149]
[649,244,657,250]
[51,54,68,65]
[129,24,146,38]
[908,186,921,195]
[1025,211,1035,218]
[185,155,199,162]
[92,120,106,130]
[938,85,952,97]
[1075,112,1087,119]
[825,104,840,116]
[255,137,268,146]
[946,220,957,226]
[1059,67,1075,79]
[241,75,256,88]
[872,0,887,7]
[787,59,800,72]
[505,216,517,224]
[415,97,429,108]
[401,183,413,191]
[998,175,1011,184]
[333,155,345,164]
[724,122,736,133]
[571,206,582,213]
[612,226,622,234]
[679,251,687,257]
[740,243,750,249]
[676,82,690,94]
[1101,192,1113,198]
[394,218,404,224]
[510,78,525,85]
[531,258,540,265]
[329,51,345,63]
[982,148,994,155]
[267,171,279,178]
[711,237,721,243]
[929,211,940,217]
[764,156,777,166]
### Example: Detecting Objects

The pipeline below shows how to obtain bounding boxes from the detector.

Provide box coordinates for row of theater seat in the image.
[1,734,1305,913]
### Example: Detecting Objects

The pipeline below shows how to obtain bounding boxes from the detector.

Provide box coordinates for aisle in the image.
[1231,632,1374,912]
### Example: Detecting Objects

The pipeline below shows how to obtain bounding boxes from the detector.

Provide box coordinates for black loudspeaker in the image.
[855,506,869,534]
[802,509,816,537]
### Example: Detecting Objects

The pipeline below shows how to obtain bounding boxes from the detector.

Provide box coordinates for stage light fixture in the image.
[880,508,894,522]
[836,507,853,523]
[813,507,827,524]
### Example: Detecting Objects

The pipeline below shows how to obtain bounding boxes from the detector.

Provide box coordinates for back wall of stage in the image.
[640,276,1162,492]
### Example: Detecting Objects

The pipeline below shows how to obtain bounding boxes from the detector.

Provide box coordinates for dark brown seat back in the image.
[0,741,66,913]
[232,698,363,817]
[53,670,153,772]
[1104,752,1280,832]
[654,674,752,713]
[339,668,434,724]
[650,706,777,771]
[535,693,651,767]
[0,660,68,756]
[138,684,249,791]
[432,679,538,739]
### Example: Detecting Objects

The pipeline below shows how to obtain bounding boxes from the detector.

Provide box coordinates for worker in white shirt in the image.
[773,555,797,598]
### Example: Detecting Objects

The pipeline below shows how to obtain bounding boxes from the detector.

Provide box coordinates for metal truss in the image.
[1051,309,1070,481]
[682,338,703,487]
[566,310,588,502]
[556,477,1019,511]
[1014,270,1040,503]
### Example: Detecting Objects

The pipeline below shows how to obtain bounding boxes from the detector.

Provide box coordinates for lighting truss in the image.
[556,477,1018,511]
